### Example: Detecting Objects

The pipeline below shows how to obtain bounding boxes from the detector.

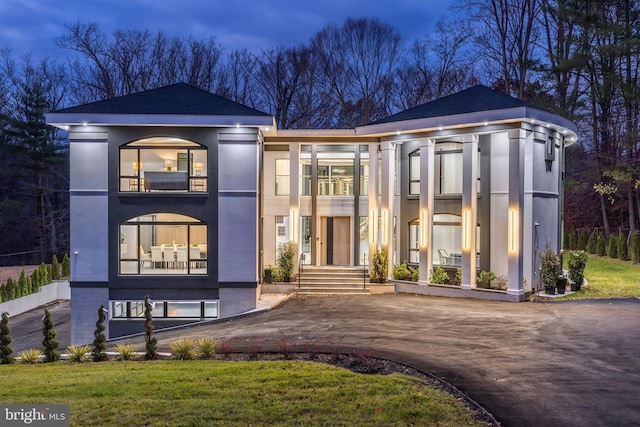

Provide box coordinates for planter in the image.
[556,277,568,294]
[283,275,291,283]
[544,285,556,295]
[570,281,582,292]
[263,269,272,284]
[369,284,395,294]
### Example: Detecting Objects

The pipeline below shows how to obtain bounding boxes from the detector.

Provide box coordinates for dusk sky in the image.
[0,0,453,60]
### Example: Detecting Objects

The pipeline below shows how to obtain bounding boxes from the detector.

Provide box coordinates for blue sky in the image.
[0,0,452,60]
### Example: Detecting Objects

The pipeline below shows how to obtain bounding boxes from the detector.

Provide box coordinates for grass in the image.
[0,360,485,427]
[559,252,640,300]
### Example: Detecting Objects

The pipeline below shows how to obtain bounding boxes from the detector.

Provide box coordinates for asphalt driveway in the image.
[9,295,640,427]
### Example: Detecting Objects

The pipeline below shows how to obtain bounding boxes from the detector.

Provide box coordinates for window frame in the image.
[119,213,207,276]
[119,138,208,193]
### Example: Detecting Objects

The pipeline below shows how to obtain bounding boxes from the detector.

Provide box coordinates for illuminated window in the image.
[119,137,207,193]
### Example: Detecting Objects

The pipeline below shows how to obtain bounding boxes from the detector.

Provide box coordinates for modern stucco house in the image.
[47,83,577,344]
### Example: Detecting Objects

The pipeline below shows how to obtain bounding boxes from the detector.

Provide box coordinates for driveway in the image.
[9,295,640,426]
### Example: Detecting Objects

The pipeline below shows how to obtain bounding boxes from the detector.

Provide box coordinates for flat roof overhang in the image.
[45,113,276,130]
[355,107,578,145]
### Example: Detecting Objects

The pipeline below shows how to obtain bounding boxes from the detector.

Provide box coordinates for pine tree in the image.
[577,230,587,251]
[596,233,606,256]
[618,231,629,261]
[607,234,618,259]
[62,254,71,277]
[0,285,4,303]
[586,230,598,254]
[144,294,157,360]
[51,255,60,280]
[42,309,60,362]
[0,312,14,364]
[632,232,640,264]
[91,305,108,362]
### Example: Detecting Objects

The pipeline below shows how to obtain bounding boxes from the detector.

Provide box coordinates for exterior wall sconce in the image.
[193,162,203,176]
[289,208,298,243]
[419,208,429,248]
[369,209,377,245]
[381,209,389,246]
[462,209,471,251]
[509,208,518,253]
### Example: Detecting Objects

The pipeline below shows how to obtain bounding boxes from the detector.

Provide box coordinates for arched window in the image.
[119,137,207,193]
[119,213,207,275]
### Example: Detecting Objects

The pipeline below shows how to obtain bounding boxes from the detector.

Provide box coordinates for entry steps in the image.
[295,266,370,294]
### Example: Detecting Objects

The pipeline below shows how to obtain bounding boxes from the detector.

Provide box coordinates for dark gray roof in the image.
[370,85,542,125]
[53,83,270,117]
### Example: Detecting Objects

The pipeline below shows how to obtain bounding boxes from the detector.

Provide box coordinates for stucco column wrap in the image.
[461,134,478,289]
[419,138,435,284]
[507,129,525,296]
[381,141,395,278]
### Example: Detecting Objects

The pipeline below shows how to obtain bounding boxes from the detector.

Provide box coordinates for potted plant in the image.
[263,265,273,284]
[567,250,588,291]
[541,248,560,295]
[370,249,388,283]
[276,242,296,282]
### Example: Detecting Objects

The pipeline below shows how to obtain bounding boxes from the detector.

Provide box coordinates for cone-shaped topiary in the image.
[618,231,629,261]
[0,312,14,364]
[91,305,108,362]
[586,230,598,254]
[577,230,587,251]
[18,271,30,297]
[607,234,618,259]
[51,255,60,280]
[632,232,640,264]
[42,309,60,362]
[144,294,157,360]
[6,278,15,301]
[596,233,606,256]
[62,254,71,277]
[568,228,577,250]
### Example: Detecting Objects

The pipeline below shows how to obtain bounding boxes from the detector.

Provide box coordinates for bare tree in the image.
[311,17,402,127]
[461,0,542,98]
[56,22,226,102]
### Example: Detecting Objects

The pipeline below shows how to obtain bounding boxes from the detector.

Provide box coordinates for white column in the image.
[419,138,435,284]
[367,143,379,268]
[289,143,300,262]
[507,129,525,297]
[380,141,395,278]
[461,134,478,290]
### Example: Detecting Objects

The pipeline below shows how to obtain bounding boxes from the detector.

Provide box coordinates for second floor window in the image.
[120,137,207,193]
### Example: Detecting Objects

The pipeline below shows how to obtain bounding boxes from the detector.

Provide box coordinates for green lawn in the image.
[559,253,640,300]
[0,360,486,427]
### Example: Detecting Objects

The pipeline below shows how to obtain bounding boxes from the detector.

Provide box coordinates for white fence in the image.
[0,281,70,316]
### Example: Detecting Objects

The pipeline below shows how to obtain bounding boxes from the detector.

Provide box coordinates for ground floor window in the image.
[111,300,219,319]
[119,213,207,275]
[409,214,480,266]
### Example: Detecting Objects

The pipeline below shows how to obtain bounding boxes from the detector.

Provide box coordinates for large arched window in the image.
[119,137,207,193]
[119,213,207,275]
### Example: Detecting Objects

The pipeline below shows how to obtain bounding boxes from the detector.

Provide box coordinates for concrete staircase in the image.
[294,266,370,294]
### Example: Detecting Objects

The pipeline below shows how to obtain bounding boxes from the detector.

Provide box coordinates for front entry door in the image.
[320,216,350,265]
